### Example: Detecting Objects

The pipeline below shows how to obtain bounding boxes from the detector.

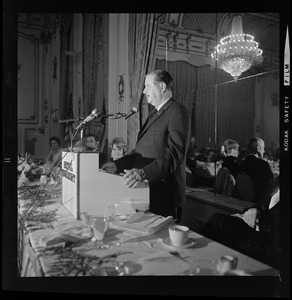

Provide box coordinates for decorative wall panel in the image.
[18,35,39,123]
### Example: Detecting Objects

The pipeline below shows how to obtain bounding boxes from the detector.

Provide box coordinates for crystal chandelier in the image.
[211,15,263,80]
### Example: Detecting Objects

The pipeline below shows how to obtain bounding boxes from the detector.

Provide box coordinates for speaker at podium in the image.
[61,150,149,219]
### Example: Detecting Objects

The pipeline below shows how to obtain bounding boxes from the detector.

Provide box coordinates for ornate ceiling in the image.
[156,13,280,70]
[18,13,280,69]
[158,13,279,51]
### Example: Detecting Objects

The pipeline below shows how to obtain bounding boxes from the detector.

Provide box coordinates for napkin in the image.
[112,212,173,234]
[39,220,92,247]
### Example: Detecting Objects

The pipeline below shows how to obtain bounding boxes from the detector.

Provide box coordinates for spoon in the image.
[169,251,190,264]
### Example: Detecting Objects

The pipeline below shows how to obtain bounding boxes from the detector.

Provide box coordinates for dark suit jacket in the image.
[115,98,191,218]
[239,154,274,201]
[244,176,280,245]
[222,156,240,178]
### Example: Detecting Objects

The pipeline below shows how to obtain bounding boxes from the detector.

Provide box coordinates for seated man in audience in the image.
[238,137,274,202]
[85,133,106,167]
[200,176,281,268]
[85,133,100,152]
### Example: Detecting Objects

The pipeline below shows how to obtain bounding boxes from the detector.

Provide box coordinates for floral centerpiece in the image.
[18,154,43,187]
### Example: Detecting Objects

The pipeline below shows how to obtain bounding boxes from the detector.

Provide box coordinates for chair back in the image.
[236,171,255,202]
[215,167,236,197]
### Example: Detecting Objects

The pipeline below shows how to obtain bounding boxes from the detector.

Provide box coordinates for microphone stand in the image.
[100,112,126,119]
[59,117,84,123]
[66,112,126,151]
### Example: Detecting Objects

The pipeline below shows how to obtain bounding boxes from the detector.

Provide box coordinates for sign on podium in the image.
[61,151,149,219]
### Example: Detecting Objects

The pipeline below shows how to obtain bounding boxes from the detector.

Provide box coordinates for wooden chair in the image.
[235,171,255,202]
[214,167,236,197]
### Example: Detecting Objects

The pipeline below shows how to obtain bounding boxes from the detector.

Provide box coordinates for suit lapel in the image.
[137,98,174,140]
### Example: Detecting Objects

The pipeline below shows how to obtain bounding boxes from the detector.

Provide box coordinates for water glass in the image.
[107,197,121,220]
[90,215,110,249]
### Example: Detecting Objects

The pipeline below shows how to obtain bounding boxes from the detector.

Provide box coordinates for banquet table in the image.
[17,181,280,279]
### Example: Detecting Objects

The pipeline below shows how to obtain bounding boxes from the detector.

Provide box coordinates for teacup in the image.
[216,255,238,274]
[168,225,189,246]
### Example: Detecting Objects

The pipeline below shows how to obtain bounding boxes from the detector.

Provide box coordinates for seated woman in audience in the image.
[110,137,128,161]
[220,139,240,178]
[200,175,281,268]
[237,148,248,163]
[43,136,63,175]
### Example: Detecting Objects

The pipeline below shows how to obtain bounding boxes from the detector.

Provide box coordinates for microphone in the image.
[124,106,139,120]
[75,109,100,130]
[108,112,127,119]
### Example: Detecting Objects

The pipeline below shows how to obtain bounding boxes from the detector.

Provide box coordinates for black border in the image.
[3,0,291,296]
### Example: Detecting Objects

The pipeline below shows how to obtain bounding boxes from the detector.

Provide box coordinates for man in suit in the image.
[238,137,274,202]
[201,176,281,268]
[85,133,106,167]
[101,70,191,220]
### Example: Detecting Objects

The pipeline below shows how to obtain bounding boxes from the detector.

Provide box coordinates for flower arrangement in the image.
[18,153,43,187]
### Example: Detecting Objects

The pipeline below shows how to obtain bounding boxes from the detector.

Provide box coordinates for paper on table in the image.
[133,251,190,275]
[113,212,174,234]
[39,220,92,247]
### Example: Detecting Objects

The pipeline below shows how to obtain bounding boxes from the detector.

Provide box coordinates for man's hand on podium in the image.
[101,161,118,173]
[123,168,147,188]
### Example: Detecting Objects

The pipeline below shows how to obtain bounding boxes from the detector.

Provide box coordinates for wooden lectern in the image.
[61,150,149,219]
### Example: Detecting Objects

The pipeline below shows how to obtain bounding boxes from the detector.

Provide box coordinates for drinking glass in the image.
[107,197,121,220]
[90,215,110,249]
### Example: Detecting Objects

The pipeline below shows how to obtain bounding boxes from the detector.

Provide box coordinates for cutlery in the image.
[169,251,190,264]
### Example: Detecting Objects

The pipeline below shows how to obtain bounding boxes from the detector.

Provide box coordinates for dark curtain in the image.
[59,14,73,143]
[81,13,109,156]
[155,59,255,151]
[127,13,159,151]
[83,14,104,134]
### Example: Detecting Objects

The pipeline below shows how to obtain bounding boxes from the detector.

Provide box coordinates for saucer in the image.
[162,238,195,249]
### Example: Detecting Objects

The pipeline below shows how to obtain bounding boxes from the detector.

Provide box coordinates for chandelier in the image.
[211,15,263,80]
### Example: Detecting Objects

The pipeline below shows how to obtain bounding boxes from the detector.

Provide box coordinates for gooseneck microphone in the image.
[75,108,100,130]
[124,106,139,120]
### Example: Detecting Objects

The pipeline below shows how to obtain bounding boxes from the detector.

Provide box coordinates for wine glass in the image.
[90,215,110,249]
[107,197,121,221]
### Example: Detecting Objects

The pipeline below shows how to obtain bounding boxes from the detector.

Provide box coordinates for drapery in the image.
[155,59,255,151]
[59,14,73,143]
[82,14,107,134]
[82,13,109,156]
[127,13,159,152]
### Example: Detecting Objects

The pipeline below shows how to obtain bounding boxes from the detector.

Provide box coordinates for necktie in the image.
[143,109,157,126]
[139,108,158,134]
[148,108,157,120]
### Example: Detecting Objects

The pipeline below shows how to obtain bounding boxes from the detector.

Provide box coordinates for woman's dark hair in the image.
[49,136,61,146]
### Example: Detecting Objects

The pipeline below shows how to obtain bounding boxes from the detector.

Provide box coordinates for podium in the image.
[61,151,149,219]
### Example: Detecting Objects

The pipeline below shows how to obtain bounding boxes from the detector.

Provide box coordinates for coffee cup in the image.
[168,225,189,246]
[216,255,238,274]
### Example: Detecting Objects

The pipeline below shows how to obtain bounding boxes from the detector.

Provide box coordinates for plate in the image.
[162,238,195,249]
